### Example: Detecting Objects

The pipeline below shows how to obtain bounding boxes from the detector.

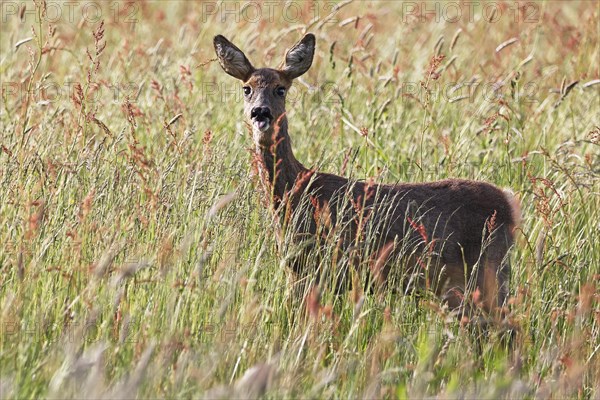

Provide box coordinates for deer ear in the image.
[213,35,255,81]
[281,33,315,80]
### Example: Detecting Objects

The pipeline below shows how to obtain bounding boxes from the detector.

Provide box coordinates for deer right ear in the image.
[281,33,315,80]
[213,35,255,81]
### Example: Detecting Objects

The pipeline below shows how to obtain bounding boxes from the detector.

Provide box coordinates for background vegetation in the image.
[1,1,599,398]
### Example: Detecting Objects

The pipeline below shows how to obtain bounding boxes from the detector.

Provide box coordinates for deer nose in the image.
[251,106,273,120]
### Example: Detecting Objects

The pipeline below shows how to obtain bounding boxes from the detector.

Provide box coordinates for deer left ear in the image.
[281,33,315,80]
[214,35,255,81]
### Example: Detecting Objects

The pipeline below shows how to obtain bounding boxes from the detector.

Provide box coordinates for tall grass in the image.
[1,1,599,398]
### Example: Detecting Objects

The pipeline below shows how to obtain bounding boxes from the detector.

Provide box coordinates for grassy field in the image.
[1,1,599,398]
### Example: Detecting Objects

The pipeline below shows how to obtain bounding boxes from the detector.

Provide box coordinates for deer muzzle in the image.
[251,106,273,133]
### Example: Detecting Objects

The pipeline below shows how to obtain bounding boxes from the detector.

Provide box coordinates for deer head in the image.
[213,33,315,148]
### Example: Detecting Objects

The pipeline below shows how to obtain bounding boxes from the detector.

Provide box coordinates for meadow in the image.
[1,1,599,398]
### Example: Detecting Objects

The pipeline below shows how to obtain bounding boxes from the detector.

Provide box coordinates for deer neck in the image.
[255,117,307,207]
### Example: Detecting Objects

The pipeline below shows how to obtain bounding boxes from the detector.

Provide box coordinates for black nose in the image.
[251,106,273,120]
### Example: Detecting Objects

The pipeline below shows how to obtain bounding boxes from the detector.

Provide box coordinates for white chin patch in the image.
[253,119,270,132]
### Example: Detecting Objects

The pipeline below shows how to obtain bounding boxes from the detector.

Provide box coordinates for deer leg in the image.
[478,226,512,317]
[436,265,471,318]
[478,257,510,316]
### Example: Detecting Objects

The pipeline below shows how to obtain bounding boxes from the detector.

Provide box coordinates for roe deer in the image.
[213,33,520,318]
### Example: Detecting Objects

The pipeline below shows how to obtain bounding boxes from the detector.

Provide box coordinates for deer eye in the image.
[276,87,286,97]
[243,86,252,96]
